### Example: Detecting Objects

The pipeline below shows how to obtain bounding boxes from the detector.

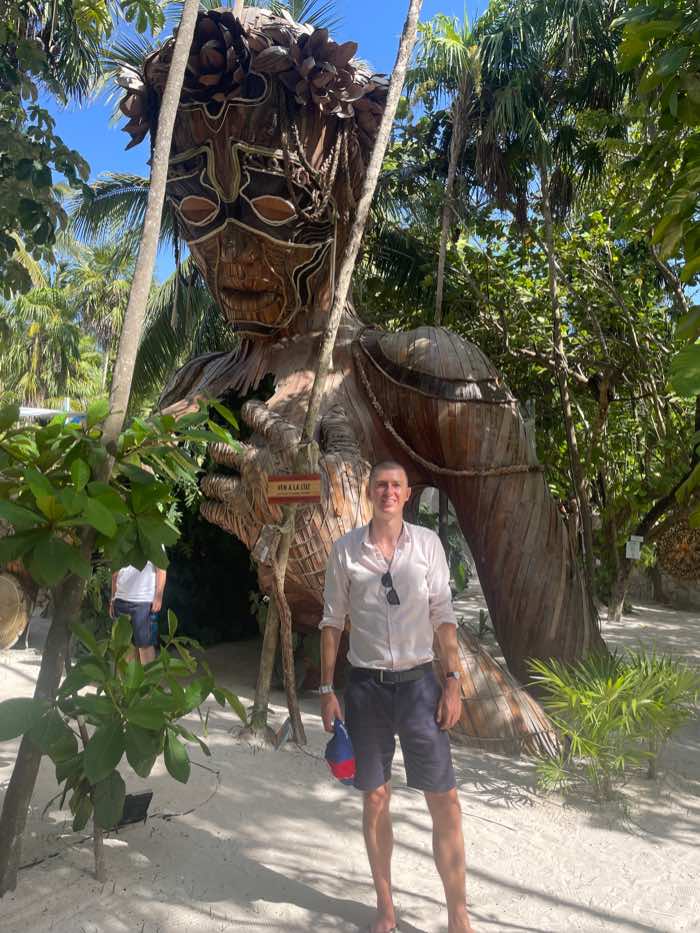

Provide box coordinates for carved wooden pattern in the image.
[119,8,605,754]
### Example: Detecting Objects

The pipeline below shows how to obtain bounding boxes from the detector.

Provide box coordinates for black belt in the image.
[351,661,433,684]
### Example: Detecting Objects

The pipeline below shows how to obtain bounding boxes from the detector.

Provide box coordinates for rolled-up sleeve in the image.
[320,541,350,630]
[427,533,456,630]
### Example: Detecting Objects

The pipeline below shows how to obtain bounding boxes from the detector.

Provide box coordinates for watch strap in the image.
[319,683,335,695]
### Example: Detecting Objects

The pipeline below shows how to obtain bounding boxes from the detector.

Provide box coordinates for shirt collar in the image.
[361,520,412,550]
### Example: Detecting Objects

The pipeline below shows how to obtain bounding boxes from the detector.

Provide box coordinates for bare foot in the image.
[369,906,397,932]
[448,907,475,933]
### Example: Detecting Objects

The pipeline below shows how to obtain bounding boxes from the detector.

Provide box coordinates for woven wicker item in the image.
[0,572,29,650]
[657,519,700,582]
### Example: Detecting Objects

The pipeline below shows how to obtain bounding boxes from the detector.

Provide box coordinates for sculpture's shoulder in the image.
[352,326,513,404]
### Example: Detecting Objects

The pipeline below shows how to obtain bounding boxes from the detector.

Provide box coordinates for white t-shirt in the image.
[115,562,156,603]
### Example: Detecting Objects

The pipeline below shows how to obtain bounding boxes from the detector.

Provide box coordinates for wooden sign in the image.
[268,474,321,505]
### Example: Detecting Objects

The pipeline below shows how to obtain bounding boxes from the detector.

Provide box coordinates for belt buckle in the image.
[378,669,387,684]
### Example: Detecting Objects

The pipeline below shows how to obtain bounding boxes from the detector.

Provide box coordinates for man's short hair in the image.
[369,460,409,485]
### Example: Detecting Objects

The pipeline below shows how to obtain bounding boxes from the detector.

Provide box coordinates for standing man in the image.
[319,461,474,933]
[110,561,166,664]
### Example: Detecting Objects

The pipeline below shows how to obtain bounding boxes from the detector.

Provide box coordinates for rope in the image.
[352,343,544,479]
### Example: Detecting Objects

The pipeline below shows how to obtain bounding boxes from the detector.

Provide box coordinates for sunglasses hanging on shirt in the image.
[381,571,400,606]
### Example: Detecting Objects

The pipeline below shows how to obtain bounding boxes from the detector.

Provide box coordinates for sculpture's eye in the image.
[251,195,297,224]
[179,195,219,225]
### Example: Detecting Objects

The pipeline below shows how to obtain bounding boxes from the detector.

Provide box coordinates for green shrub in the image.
[0,611,246,877]
[529,650,700,800]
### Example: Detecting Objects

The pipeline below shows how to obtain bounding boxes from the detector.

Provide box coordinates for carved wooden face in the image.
[167,94,341,337]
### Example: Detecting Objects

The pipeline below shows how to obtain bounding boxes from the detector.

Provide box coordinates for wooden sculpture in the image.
[118,7,604,753]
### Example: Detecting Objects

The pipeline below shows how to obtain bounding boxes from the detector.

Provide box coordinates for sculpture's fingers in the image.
[209,439,251,470]
[319,405,362,456]
[241,400,301,459]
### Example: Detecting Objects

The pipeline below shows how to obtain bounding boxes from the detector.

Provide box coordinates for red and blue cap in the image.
[324,718,356,785]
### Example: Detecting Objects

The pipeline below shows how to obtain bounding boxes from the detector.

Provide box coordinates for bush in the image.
[0,611,246,877]
[529,650,700,800]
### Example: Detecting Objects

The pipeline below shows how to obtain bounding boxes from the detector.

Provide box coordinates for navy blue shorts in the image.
[113,599,155,647]
[344,668,456,794]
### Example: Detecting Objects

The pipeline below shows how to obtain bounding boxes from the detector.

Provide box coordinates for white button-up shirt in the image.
[319,521,456,671]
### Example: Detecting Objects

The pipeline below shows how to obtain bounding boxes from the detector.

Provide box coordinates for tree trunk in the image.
[435,86,469,327]
[539,162,596,607]
[0,0,201,896]
[249,0,425,736]
[0,572,84,894]
[101,0,200,451]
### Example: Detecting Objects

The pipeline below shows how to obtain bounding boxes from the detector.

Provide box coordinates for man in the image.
[319,462,474,933]
[110,562,166,664]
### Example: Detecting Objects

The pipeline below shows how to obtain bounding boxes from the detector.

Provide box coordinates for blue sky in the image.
[49,1,481,275]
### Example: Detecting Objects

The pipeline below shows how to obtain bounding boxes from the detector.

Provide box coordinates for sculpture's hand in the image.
[199,402,370,594]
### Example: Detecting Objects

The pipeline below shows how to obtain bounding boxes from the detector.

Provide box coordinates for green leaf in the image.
[71,789,93,832]
[0,500,43,530]
[123,660,144,692]
[125,702,167,730]
[82,497,117,537]
[93,770,126,829]
[168,608,177,639]
[111,615,133,651]
[28,709,78,762]
[69,623,101,656]
[164,730,190,783]
[124,723,161,778]
[0,697,49,741]
[209,400,239,430]
[0,530,41,563]
[217,687,248,724]
[86,399,109,428]
[0,404,20,432]
[131,481,170,514]
[70,459,90,490]
[676,305,700,342]
[55,752,83,784]
[24,466,53,501]
[83,720,125,784]
[670,343,700,396]
[25,536,78,586]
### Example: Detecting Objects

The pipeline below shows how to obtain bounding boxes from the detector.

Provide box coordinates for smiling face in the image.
[368,466,411,520]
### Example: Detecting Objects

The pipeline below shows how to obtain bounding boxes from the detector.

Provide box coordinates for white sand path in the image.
[0,591,698,933]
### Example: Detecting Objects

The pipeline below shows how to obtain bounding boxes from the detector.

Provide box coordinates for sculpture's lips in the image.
[220,287,278,315]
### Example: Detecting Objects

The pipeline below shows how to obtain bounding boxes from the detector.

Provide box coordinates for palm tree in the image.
[473,0,629,601]
[0,279,102,408]
[64,241,134,389]
[408,14,481,327]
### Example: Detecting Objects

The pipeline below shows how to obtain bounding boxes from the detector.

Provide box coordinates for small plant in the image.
[0,610,246,880]
[529,650,699,800]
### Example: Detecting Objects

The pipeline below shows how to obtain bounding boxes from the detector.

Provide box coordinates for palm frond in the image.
[67,173,176,251]
[131,258,237,405]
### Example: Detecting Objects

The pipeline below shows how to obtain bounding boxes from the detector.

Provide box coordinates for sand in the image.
[1,590,698,933]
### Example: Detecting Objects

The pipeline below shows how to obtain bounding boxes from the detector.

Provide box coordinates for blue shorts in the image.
[344,668,456,793]
[113,599,155,648]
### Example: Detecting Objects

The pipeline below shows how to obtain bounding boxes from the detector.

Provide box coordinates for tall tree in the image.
[0,0,201,896]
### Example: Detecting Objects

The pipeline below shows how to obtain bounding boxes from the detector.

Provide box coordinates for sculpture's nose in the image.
[220,223,256,264]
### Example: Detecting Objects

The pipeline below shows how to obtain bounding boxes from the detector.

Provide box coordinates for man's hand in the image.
[436,678,462,731]
[109,599,116,620]
[321,692,343,733]
[151,596,162,613]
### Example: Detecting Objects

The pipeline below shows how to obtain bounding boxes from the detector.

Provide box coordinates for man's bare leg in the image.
[425,788,474,933]
[138,645,156,664]
[363,782,397,933]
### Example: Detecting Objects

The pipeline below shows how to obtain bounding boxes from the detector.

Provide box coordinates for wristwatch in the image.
[319,684,335,695]
[445,671,461,681]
